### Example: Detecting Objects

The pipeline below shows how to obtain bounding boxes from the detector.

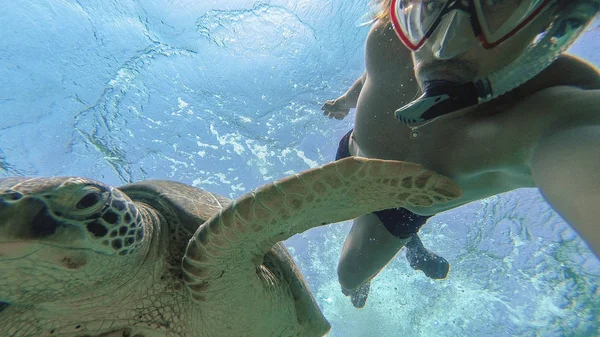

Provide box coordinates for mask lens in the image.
[475,0,549,44]
[393,0,448,49]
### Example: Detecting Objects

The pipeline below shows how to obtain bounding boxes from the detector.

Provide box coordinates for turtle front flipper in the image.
[182,157,461,300]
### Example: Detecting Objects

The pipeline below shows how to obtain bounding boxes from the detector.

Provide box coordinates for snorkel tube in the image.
[395,0,600,126]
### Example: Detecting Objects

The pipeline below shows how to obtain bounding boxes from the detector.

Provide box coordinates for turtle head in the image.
[0,177,153,304]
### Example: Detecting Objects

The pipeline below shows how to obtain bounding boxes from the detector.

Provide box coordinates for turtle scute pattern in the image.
[183,157,462,298]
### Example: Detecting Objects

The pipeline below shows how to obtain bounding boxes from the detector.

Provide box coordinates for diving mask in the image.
[391,0,552,51]
[390,0,600,126]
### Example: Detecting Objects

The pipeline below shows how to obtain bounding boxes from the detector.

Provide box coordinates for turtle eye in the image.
[76,192,102,209]
[0,191,22,201]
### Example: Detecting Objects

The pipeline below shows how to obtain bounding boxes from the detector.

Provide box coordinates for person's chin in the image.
[419,70,468,84]
[416,60,477,84]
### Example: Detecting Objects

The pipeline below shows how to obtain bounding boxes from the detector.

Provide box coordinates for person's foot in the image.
[405,234,450,279]
[341,282,371,308]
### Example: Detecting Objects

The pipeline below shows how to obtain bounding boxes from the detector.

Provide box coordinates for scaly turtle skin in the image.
[0,157,461,337]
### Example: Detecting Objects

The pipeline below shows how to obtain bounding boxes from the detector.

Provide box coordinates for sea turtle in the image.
[0,157,460,337]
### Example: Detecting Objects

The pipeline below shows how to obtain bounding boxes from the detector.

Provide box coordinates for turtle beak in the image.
[0,193,47,258]
[0,177,76,242]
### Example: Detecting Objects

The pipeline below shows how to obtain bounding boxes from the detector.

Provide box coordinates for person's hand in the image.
[321,96,351,120]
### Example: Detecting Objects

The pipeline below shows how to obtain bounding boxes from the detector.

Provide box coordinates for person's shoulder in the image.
[536,54,600,117]
[551,54,600,90]
[524,84,600,131]
[526,54,600,92]
[365,18,413,79]
[511,54,600,120]
[366,18,397,46]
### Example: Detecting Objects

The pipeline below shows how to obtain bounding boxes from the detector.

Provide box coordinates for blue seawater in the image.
[1,1,598,336]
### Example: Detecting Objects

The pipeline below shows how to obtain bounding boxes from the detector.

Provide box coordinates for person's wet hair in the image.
[373,0,393,24]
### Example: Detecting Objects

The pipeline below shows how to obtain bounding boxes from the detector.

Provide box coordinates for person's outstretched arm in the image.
[322,72,366,120]
[531,88,600,258]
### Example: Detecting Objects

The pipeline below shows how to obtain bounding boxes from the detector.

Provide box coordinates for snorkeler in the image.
[322,0,600,308]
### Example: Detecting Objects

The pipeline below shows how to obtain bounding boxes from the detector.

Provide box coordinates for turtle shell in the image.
[118,180,231,235]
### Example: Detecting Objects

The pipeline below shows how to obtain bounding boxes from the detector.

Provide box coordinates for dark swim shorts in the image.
[336,129,430,239]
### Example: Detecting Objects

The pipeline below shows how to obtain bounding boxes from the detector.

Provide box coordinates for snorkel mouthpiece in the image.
[395,81,479,126]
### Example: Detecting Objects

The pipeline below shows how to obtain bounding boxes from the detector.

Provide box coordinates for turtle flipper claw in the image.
[405,234,450,279]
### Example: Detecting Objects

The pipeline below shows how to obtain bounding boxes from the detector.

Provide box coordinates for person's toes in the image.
[408,251,450,279]
[342,282,371,309]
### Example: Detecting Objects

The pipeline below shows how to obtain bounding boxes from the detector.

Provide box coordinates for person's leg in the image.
[337,207,450,308]
[405,234,450,279]
[337,214,450,288]
[334,130,449,308]
[337,213,411,308]
[337,213,411,291]
[372,208,450,279]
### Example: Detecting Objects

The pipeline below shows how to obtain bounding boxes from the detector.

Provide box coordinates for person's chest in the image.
[353,100,543,215]
[353,92,548,188]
